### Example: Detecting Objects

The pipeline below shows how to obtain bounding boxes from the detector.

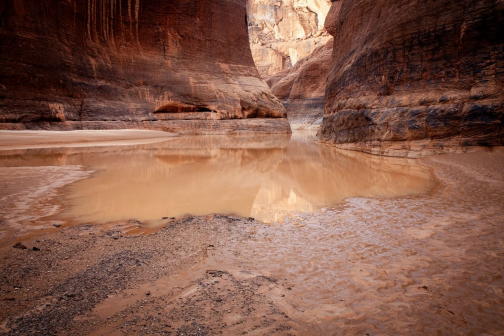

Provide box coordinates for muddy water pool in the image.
[0,131,435,230]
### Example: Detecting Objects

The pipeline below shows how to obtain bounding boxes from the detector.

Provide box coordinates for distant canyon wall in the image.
[318,0,504,156]
[0,0,290,133]
[247,0,332,78]
[247,0,332,127]
[268,39,333,128]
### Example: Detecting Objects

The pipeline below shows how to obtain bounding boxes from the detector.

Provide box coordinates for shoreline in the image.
[0,146,503,334]
[316,137,502,159]
[0,119,293,135]
[0,130,179,151]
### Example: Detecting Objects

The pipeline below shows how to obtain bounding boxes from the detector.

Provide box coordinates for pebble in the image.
[13,242,27,250]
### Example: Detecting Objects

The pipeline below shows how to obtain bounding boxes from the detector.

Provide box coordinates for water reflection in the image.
[0,132,435,225]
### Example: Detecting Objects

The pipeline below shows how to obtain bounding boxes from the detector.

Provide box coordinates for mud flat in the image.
[0,148,503,335]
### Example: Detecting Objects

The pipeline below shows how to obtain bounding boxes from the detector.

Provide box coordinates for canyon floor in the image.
[0,132,503,335]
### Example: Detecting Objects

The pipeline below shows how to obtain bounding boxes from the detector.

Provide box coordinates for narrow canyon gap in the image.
[247,0,333,128]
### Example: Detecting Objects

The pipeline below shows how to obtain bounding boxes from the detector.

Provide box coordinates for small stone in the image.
[53,224,62,228]
[13,242,27,250]
[32,247,41,251]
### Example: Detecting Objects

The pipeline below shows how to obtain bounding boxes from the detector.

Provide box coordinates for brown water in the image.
[0,132,435,229]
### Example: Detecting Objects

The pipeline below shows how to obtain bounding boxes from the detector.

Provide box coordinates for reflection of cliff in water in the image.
[250,132,435,222]
[0,132,435,225]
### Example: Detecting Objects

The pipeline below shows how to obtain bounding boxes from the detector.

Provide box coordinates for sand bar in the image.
[0,130,178,150]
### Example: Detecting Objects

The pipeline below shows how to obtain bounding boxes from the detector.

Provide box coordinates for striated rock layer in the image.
[269,39,333,128]
[247,0,332,78]
[318,0,504,157]
[0,0,290,133]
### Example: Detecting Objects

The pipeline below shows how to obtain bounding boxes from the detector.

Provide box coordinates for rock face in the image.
[269,39,333,128]
[318,0,504,157]
[247,0,332,78]
[0,0,290,133]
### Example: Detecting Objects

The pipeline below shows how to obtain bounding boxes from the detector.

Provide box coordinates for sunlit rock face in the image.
[0,0,290,133]
[318,0,504,157]
[247,0,332,78]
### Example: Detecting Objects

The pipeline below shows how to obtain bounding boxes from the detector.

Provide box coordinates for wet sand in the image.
[0,165,92,245]
[0,148,503,335]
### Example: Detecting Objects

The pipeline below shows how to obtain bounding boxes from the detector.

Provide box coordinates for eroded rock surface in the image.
[269,39,333,128]
[247,0,332,78]
[0,0,289,133]
[318,0,504,156]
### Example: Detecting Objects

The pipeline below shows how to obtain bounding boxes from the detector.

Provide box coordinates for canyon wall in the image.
[247,0,332,78]
[268,39,333,128]
[318,0,504,157]
[0,0,290,133]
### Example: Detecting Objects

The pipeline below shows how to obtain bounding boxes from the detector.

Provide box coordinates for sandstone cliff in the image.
[0,0,290,133]
[269,39,333,128]
[318,0,504,157]
[247,0,332,78]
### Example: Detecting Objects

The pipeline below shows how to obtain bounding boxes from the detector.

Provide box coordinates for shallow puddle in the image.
[0,131,435,228]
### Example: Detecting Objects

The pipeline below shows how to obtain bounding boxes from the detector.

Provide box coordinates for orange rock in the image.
[0,0,289,134]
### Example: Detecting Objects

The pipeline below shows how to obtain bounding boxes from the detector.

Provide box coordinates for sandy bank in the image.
[0,130,178,150]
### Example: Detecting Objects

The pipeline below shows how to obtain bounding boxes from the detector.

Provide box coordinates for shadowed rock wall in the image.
[0,0,290,133]
[268,39,333,128]
[318,0,504,157]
